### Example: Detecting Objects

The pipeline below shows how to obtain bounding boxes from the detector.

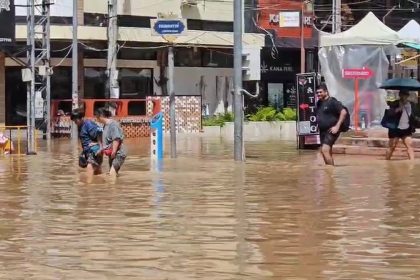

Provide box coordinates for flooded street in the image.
[1,137,420,279]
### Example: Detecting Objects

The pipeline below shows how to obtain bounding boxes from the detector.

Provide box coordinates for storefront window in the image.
[84,68,153,99]
[202,49,233,68]
[51,67,71,100]
[119,68,153,99]
[175,48,202,67]
[84,68,107,99]
[5,67,26,126]
[118,48,157,60]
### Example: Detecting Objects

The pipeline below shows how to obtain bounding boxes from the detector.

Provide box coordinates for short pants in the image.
[388,127,413,139]
[320,130,340,147]
[81,144,103,168]
[108,152,126,172]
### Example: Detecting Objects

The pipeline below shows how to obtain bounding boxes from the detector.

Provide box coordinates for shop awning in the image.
[400,42,420,51]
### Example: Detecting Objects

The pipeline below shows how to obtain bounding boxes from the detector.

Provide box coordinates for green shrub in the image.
[202,112,234,127]
[281,108,297,121]
[247,107,297,122]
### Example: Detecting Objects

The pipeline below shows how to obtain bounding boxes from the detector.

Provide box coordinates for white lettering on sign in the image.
[159,23,180,28]
[309,105,316,113]
[345,70,369,76]
[342,67,373,79]
[0,0,10,13]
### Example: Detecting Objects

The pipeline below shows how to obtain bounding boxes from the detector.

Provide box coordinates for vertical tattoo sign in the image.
[296,73,318,135]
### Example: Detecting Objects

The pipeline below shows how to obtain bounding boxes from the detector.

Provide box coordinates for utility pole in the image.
[71,0,78,139]
[168,46,176,158]
[107,0,119,99]
[26,0,35,154]
[300,1,305,73]
[332,0,341,33]
[233,0,244,161]
[26,0,51,154]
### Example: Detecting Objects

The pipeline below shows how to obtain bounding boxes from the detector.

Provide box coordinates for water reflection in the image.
[0,137,420,279]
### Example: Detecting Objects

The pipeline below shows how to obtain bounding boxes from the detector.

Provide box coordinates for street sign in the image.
[151,19,187,36]
[296,73,318,136]
[342,67,374,79]
[342,67,374,134]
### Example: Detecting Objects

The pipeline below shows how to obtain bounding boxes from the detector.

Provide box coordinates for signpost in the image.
[342,67,374,134]
[151,19,187,36]
[296,73,318,148]
[151,16,187,159]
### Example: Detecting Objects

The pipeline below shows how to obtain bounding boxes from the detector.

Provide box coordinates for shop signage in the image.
[342,67,374,79]
[279,11,300,27]
[296,73,317,135]
[151,19,187,36]
[269,13,312,27]
[261,61,294,74]
[0,0,15,44]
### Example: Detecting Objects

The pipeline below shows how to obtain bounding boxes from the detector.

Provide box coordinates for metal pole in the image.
[168,46,176,158]
[71,0,78,139]
[300,1,305,73]
[382,6,397,24]
[233,0,244,161]
[26,0,31,153]
[332,0,341,33]
[107,0,119,99]
[45,0,51,140]
[334,0,341,33]
[331,0,336,34]
[28,0,36,154]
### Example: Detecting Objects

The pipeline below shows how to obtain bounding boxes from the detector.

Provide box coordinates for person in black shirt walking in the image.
[316,84,348,166]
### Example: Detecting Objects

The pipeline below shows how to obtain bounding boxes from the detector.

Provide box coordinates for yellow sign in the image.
[401,49,418,68]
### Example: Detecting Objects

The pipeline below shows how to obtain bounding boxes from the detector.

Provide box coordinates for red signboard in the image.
[257,0,313,39]
[342,67,374,79]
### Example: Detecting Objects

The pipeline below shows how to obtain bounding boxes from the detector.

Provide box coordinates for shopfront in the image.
[260,47,300,111]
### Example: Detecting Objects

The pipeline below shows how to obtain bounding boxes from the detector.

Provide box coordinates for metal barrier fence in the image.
[0,126,38,155]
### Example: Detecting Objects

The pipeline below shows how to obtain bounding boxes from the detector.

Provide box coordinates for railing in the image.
[0,126,38,155]
[50,98,162,138]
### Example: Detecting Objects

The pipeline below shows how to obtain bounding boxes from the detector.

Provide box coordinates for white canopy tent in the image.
[318,12,401,128]
[398,20,420,43]
[320,12,401,47]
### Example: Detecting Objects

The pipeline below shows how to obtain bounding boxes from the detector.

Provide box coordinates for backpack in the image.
[329,97,350,132]
[340,106,351,132]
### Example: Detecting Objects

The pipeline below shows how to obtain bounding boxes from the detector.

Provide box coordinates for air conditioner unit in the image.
[181,0,199,6]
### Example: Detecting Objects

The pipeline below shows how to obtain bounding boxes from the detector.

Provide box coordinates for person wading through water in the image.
[385,90,416,160]
[95,108,127,177]
[316,84,348,166]
[71,108,103,177]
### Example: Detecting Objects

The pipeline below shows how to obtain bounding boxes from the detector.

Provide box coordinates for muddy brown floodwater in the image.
[1,136,420,279]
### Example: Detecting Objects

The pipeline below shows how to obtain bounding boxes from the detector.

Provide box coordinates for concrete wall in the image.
[202,121,297,141]
[171,67,234,115]
[85,0,234,21]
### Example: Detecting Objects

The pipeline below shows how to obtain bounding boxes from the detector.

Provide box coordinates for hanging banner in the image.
[0,0,15,44]
[296,73,318,136]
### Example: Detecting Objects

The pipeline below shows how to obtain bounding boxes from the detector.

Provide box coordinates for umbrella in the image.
[379,78,420,91]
